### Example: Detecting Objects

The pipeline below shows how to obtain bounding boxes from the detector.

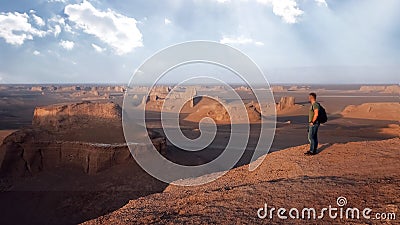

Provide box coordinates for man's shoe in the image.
[304,151,316,156]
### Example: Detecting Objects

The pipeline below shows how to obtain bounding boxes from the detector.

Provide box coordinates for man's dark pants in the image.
[308,123,319,153]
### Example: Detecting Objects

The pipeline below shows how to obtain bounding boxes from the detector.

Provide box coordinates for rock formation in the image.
[144,86,197,111]
[359,85,400,94]
[56,86,81,92]
[341,102,400,121]
[33,101,121,130]
[277,96,295,111]
[0,101,167,177]
[69,90,100,98]
[30,86,45,92]
[288,85,309,91]
[106,86,125,93]
[382,85,400,94]
[148,86,170,101]
[234,86,251,91]
[271,86,286,92]
[82,138,400,224]
[141,95,147,105]
[0,129,166,176]
[183,97,261,123]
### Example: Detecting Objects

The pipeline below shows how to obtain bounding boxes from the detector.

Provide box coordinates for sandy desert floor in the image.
[0,84,398,225]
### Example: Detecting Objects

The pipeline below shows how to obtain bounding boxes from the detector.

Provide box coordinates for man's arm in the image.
[311,109,319,124]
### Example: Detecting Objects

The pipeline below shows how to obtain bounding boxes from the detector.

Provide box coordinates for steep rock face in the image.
[202,103,262,123]
[383,85,400,94]
[271,86,286,92]
[33,101,121,129]
[183,97,262,124]
[277,96,295,111]
[0,101,167,177]
[0,129,166,176]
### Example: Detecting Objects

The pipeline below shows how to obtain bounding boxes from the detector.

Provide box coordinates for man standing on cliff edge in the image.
[305,92,320,155]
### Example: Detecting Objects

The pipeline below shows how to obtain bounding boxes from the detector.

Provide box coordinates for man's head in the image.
[309,92,317,103]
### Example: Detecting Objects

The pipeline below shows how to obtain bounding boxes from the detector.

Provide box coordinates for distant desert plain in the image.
[0,83,399,224]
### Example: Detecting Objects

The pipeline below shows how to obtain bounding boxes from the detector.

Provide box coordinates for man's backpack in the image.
[316,103,328,123]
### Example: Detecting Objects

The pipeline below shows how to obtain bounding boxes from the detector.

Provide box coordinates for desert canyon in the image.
[0,84,399,224]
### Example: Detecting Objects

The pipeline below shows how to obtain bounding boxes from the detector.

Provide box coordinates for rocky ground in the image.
[84,138,400,225]
[0,85,398,224]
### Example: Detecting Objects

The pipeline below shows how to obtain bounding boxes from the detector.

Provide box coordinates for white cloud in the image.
[164,18,172,25]
[64,1,143,55]
[64,24,73,33]
[53,25,62,37]
[213,0,303,24]
[59,40,74,50]
[33,50,41,55]
[315,0,328,7]
[31,14,45,27]
[47,16,62,37]
[216,0,230,3]
[48,15,65,26]
[220,35,264,46]
[91,43,105,52]
[255,41,265,46]
[256,0,303,24]
[47,15,75,36]
[48,0,68,3]
[0,12,47,45]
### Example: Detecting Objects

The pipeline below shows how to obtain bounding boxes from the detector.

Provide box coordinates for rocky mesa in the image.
[0,101,166,177]
[33,101,122,129]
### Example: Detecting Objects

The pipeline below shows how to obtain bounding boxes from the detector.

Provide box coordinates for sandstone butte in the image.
[0,101,167,176]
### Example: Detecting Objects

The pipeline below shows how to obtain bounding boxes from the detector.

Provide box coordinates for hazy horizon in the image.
[1,82,398,86]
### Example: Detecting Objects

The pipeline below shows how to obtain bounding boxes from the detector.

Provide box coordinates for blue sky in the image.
[0,0,399,84]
